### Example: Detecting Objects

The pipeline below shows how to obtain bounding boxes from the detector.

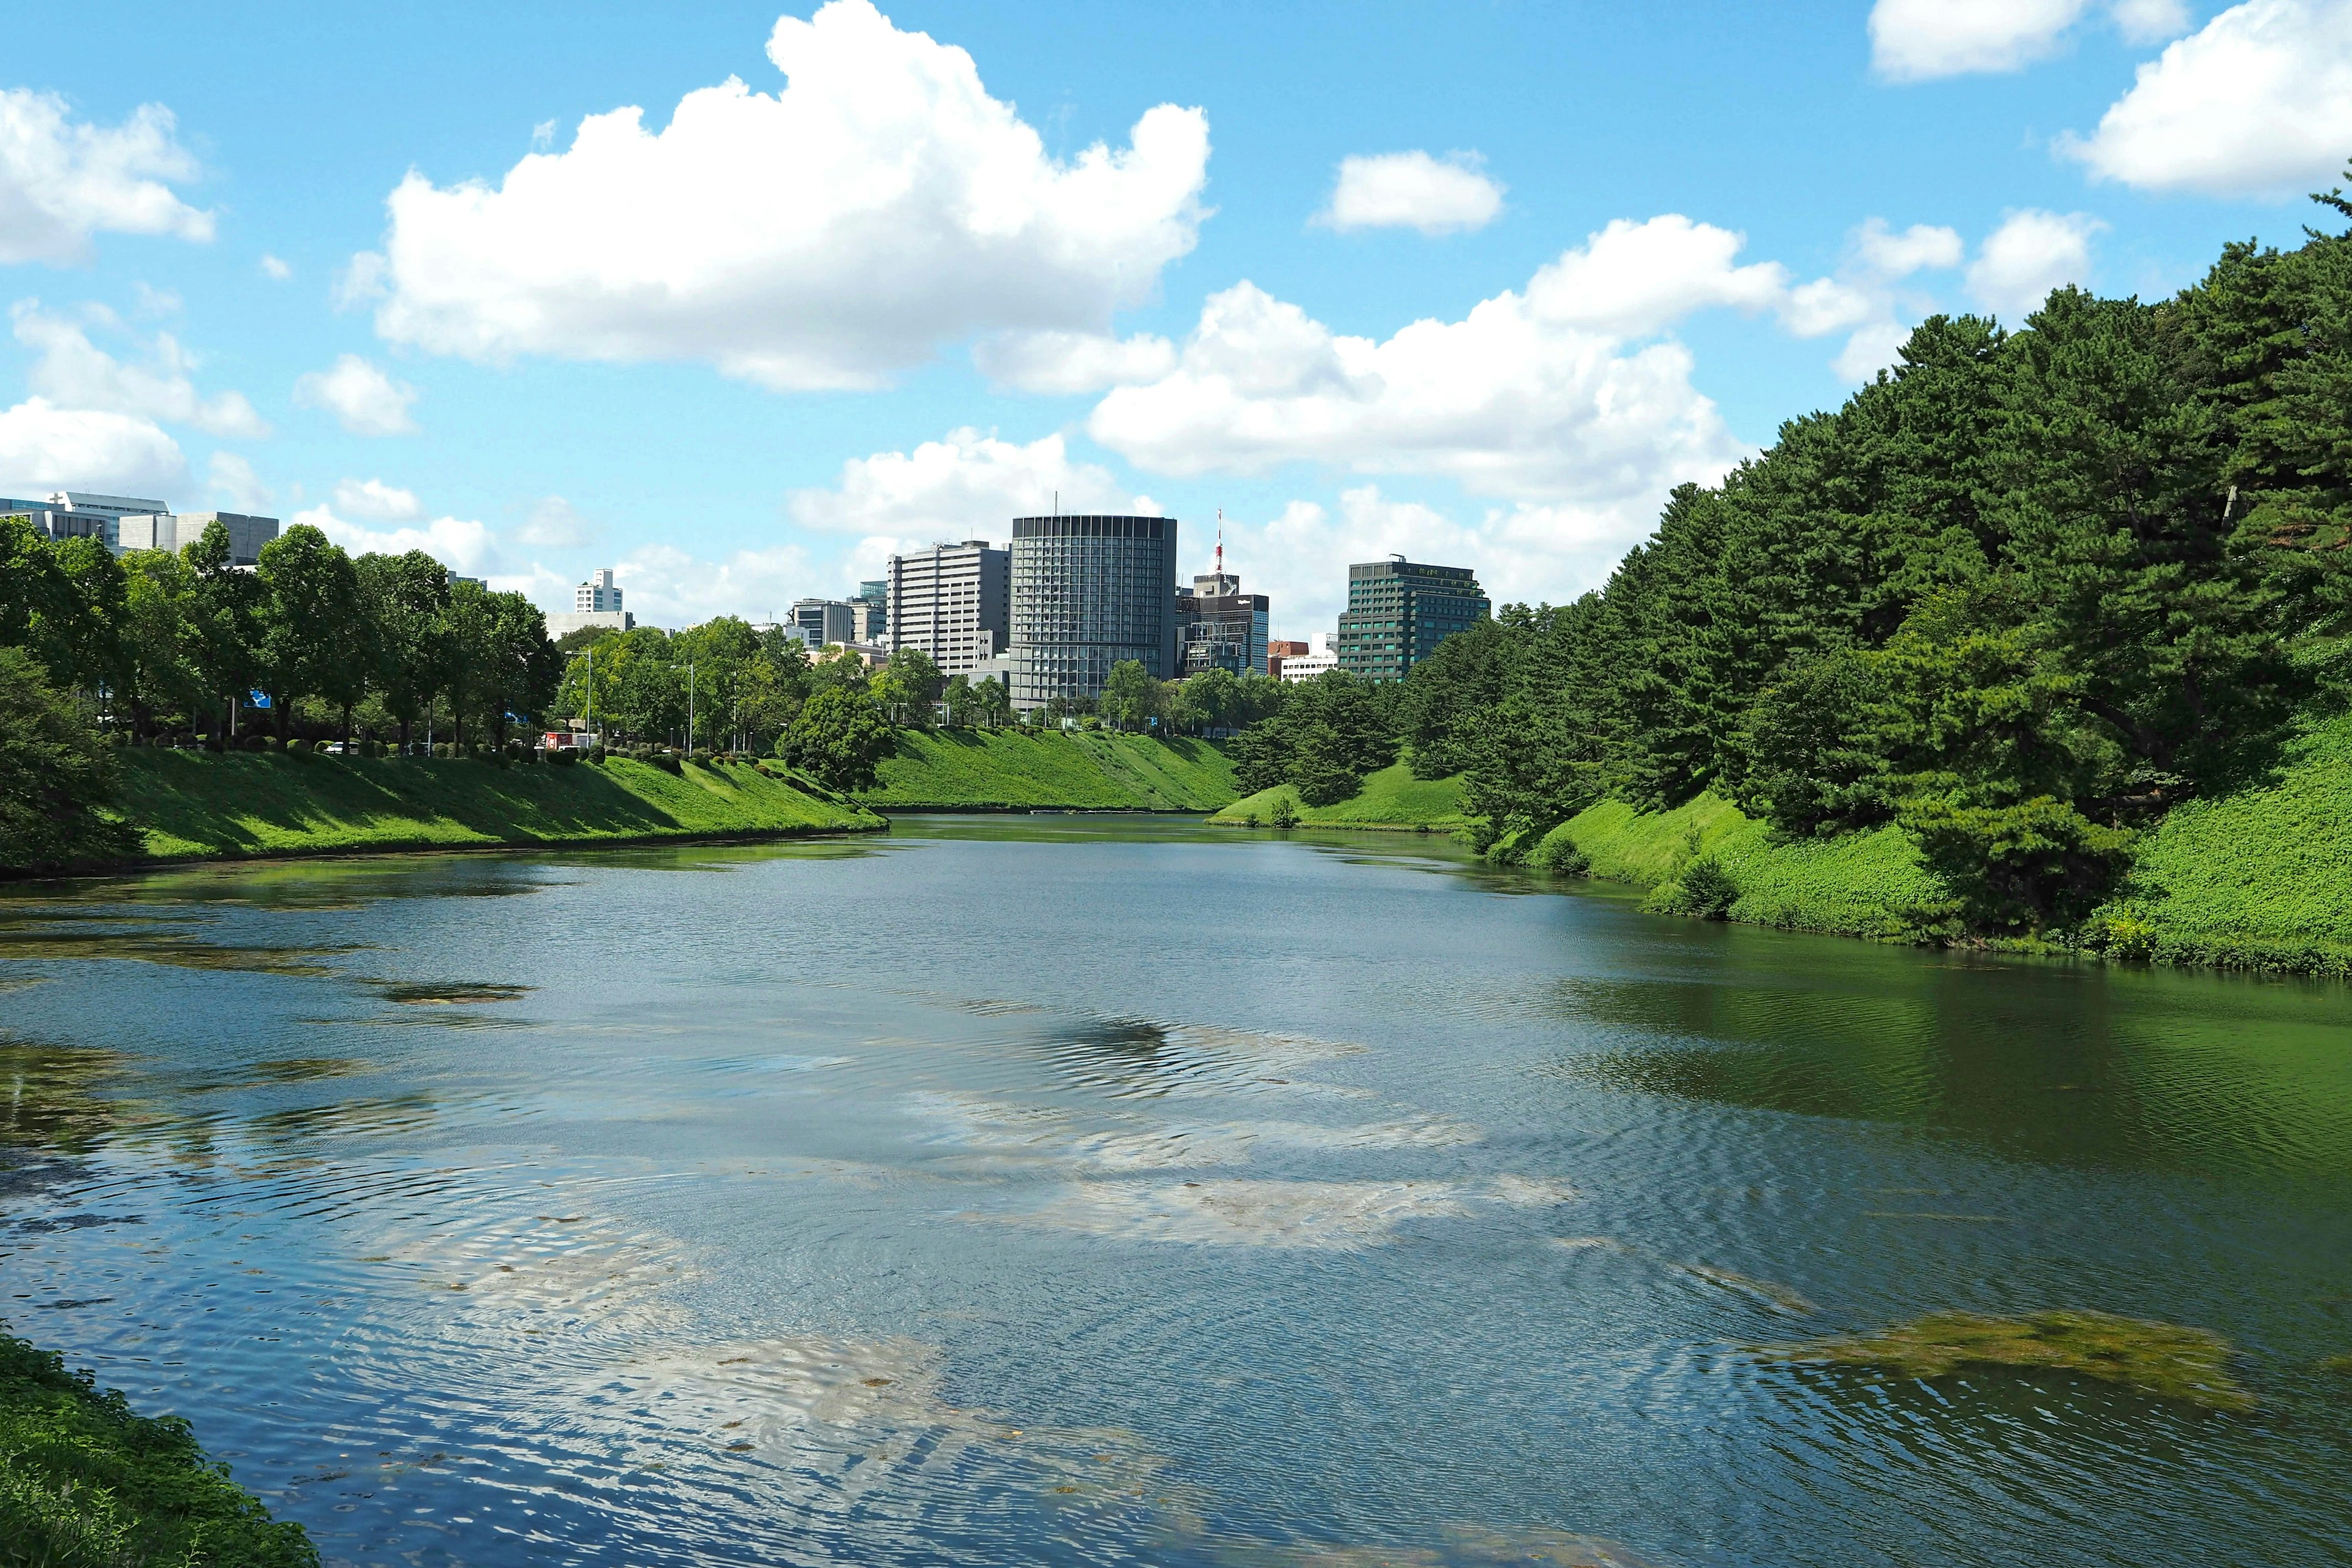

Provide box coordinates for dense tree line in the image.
[0,515,563,753]
[1385,185,2352,932]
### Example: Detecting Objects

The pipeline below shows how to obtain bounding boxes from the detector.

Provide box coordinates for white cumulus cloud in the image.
[612,541,815,627]
[1967,209,2105,317]
[788,428,1147,538]
[0,89,213,265]
[1869,0,2194,78]
[2062,0,2352,196]
[1316,151,1504,235]
[1084,216,1783,505]
[293,354,419,436]
[259,254,291,281]
[0,397,184,497]
[354,0,1210,391]
[208,451,272,513]
[12,301,270,439]
[971,330,1178,394]
[332,477,423,521]
[517,494,598,548]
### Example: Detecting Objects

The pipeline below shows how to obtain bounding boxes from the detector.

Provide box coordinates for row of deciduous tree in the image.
[1,516,561,751]
[1382,189,2352,932]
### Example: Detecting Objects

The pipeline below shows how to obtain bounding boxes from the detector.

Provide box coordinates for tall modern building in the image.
[1008,514,1178,709]
[1174,568,1269,680]
[888,540,1009,674]
[575,567,624,614]
[1335,557,1490,682]
[546,567,635,639]
[791,597,862,649]
[3,496,130,551]
[855,579,888,641]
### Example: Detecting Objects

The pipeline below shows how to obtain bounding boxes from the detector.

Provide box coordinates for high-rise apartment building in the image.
[1174,568,1269,680]
[887,541,1009,674]
[546,567,636,639]
[1008,514,1178,709]
[1335,557,1489,682]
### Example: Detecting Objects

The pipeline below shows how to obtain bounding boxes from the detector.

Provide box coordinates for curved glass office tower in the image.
[1008,514,1178,709]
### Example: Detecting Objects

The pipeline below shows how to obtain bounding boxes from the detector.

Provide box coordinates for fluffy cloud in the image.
[970,330,1177,394]
[208,451,271,513]
[787,428,1149,538]
[1316,151,1504,235]
[608,543,815,627]
[1868,0,2192,78]
[0,397,184,496]
[355,0,1210,391]
[1084,217,1781,504]
[0,89,213,265]
[293,354,419,436]
[2062,0,2352,195]
[259,254,291,281]
[516,494,598,548]
[1853,217,1965,277]
[12,301,270,439]
[332,477,422,520]
[1967,209,2104,317]
[1790,218,1967,382]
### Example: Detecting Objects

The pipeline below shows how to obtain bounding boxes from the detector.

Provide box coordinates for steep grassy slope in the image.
[2090,714,2352,974]
[1209,760,1469,830]
[111,751,879,863]
[1537,796,1951,940]
[855,730,1237,810]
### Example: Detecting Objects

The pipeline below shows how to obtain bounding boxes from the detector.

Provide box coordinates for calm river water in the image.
[2,817,2348,1567]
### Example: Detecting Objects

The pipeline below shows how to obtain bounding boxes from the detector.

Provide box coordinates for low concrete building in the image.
[1266,639,1309,680]
[1279,631,1340,682]
[545,609,634,639]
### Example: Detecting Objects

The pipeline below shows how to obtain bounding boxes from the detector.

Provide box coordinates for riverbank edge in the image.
[1207,758,1474,832]
[0,1325,317,1565]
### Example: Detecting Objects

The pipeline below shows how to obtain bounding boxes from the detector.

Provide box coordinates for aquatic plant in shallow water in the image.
[1773,1309,2253,1411]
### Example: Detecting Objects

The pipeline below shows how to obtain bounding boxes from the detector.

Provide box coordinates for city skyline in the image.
[2,2,2345,639]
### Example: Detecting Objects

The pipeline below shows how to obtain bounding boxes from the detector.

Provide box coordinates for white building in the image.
[888,540,1010,674]
[792,597,862,648]
[1279,630,1340,682]
[575,567,624,613]
[547,567,633,639]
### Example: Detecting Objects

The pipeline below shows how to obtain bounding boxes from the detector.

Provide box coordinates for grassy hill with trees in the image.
[1212,758,1470,830]
[854,728,1238,810]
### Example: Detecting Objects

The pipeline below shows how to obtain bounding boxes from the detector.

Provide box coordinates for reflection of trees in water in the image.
[0,1037,154,1155]
[1542,963,2352,1178]
[1025,1016,1363,1102]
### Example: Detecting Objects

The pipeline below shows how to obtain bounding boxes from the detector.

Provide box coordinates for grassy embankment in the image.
[1525,712,2352,974]
[106,750,880,864]
[854,729,1238,811]
[1208,758,1472,831]
[0,1329,314,1566]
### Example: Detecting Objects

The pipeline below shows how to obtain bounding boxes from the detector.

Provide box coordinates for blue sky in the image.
[4,0,2348,636]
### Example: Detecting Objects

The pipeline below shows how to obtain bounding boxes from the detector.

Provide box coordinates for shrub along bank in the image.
[1520,710,2352,974]
[87,748,880,866]
[853,729,1238,811]
[0,1327,315,1567]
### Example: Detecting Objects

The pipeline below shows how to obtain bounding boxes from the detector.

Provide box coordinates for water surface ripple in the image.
[1,818,2346,1566]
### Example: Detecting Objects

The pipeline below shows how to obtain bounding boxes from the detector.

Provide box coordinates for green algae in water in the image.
[374,981,532,1006]
[1776,1309,2255,1411]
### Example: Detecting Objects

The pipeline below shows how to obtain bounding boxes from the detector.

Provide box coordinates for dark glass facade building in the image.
[1008,514,1178,709]
[1335,557,1490,681]
[1174,570,1270,678]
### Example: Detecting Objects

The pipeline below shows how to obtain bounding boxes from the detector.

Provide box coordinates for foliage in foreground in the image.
[0,1329,315,1567]
[1773,1309,2253,1411]
[0,647,138,874]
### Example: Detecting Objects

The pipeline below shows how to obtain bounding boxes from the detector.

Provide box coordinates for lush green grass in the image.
[0,1329,315,1566]
[1536,796,1954,941]
[855,729,1238,811]
[2085,713,2352,976]
[108,750,880,863]
[1210,759,1469,830]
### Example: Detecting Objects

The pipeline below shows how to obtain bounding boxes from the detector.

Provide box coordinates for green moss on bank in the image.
[0,1329,315,1566]
[107,750,879,864]
[855,730,1237,811]
[1210,760,1469,831]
